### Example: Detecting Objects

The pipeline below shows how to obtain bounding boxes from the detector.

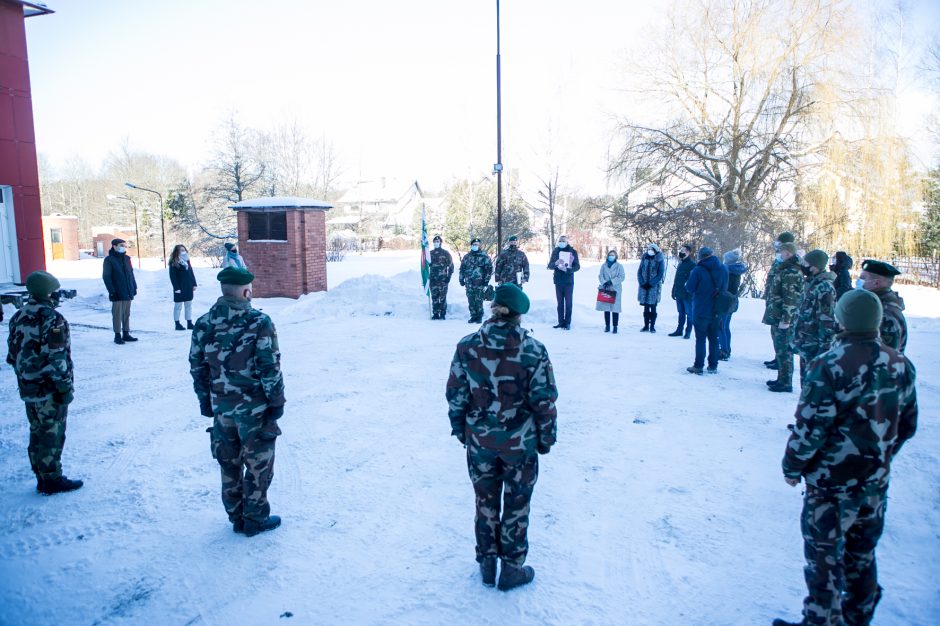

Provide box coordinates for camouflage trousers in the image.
[466,286,486,321]
[773,325,795,385]
[466,446,539,567]
[799,483,887,626]
[430,281,449,318]
[25,398,68,481]
[209,412,279,524]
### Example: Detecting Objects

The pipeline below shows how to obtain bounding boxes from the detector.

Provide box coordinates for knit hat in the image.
[861,259,901,277]
[698,246,713,260]
[779,242,797,255]
[776,232,795,244]
[493,283,530,315]
[224,242,236,252]
[722,249,741,264]
[25,271,60,298]
[803,249,829,271]
[835,289,883,333]
[216,267,254,285]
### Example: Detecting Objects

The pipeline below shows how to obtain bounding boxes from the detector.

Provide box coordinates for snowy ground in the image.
[1,251,938,626]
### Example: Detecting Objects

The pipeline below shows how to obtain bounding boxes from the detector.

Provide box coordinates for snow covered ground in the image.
[1,251,937,626]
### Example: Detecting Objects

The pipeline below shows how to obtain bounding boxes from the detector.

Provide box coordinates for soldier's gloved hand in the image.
[265,405,285,421]
[537,442,551,455]
[200,399,213,418]
[55,390,74,405]
[453,430,466,445]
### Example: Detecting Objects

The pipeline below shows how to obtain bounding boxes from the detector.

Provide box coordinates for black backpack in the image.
[707,269,738,316]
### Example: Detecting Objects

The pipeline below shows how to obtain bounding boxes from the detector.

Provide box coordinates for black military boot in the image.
[668,327,683,337]
[114,332,125,345]
[769,383,793,393]
[764,358,779,369]
[772,618,805,626]
[38,476,84,495]
[122,332,138,342]
[683,328,691,339]
[432,313,440,320]
[187,320,195,330]
[243,515,281,537]
[232,519,245,534]
[497,562,535,591]
[479,556,496,587]
[175,321,185,331]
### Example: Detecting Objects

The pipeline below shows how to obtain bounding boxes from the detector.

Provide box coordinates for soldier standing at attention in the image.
[446,283,558,591]
[763,231,796,370]
[776,289,917,626]
[764,241,803,393]
[857,259,907,353]
[494,235,530,288]
[459,238,493,324]
[789,250,837,388]
[190,267,286,536]
[429,235,454,320]
[6,271,83,495]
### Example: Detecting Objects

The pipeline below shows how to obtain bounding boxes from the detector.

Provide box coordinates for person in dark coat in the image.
[547,235,580,330]
[829,251,853,300]
[684,247,729,374]
[718,249,748,360]
[169,244,198,331]
[669,244,696,338]
[637,243,666,332]
[102,238,138,345]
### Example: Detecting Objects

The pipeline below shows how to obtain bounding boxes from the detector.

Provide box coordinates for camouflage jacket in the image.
[762,256,803,326]
[6,298,73,402]
[189,296,285,420]
[446,318,558,460]
[782,332,918,491]
[494,248,530,286]
[429,247,454,284]
[459,250,493,288]
[790,271,837,359]
[877,289,908,353]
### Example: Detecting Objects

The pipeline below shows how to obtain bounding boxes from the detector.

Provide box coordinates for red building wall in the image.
[0,1,45,282]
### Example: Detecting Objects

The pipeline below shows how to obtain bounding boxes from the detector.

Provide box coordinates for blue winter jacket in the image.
[684,255,729,319]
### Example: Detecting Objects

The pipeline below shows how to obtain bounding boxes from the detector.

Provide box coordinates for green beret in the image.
[507,235,518,242]
[216,267,255,285]
[779,242,798,255]
[835,289,883,333]
[776,231,795,243]
[25,271,60,298]
[804,249,829,271]
[493,283,530,315]
[861,259,901,277]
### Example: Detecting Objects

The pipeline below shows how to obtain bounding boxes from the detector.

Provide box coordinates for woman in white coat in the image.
[596,249,625,333]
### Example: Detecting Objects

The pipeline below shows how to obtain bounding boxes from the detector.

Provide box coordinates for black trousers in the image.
[555,283,573,326]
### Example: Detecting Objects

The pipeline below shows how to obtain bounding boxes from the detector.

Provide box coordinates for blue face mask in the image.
[470,245,479,252]
[608,255,616,262]
[775,253,782,262]
[558,241,568,249]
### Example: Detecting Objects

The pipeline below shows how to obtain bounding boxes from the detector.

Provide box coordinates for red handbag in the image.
[596,289,617,304]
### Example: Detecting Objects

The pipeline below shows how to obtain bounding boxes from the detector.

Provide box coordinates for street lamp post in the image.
[494,0,504,251]
[106,194,141,269]
[125,182,166,268]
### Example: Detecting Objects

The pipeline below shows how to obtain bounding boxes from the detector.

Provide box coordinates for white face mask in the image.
[647,248,655,256]
[433,242,441,249]
[470,245,479,252]
[180,251,189,261]
[855,278,866,290]
[116,246,126,254]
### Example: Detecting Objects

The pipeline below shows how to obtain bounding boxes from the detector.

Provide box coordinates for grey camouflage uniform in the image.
[6,297,74,481]
[190,296,286,525]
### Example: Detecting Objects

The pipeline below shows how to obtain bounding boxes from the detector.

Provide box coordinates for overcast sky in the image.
[23,0,940,195]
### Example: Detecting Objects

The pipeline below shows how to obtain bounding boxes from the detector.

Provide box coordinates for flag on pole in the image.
[420,204,431,296]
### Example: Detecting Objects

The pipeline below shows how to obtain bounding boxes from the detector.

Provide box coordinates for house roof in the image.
[229,196,333,211]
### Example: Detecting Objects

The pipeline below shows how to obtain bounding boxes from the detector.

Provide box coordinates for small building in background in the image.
[90,226,136,260]
[230,196,332,299]
[41,213,79,261]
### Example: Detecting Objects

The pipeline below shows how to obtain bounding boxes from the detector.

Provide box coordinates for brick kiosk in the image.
[230,196,332,299]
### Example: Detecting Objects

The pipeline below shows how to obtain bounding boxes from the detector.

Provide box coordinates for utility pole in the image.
[494,0,504,251]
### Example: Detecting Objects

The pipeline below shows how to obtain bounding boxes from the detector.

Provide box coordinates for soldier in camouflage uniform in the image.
[858,259,907,353]
[6,271,83,495]
[790,250,837,387]
[494,235,530,289]
[429,235,454,320]
[459,238,493,324]
[763,242,804,392]
[190,267,286,536]
[446,283,558,591]
[763,232,796,369]
[776,289,917,626]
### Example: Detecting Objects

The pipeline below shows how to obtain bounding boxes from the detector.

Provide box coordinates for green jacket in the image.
[6,297,73,402]
[790,271,837,359]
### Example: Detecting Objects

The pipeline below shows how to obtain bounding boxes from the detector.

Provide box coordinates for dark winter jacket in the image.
[830,251,853,300]
[547,246,580,286]
[672,256,696,301]
[102,249,137,302]
[726,261,748,297]
[684,255,729,320]
[169,262,198,303]
[637,246,666,305]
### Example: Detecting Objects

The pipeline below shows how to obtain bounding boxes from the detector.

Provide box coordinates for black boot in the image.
[122,332,138,342]
[683,328,691,339]
[114,333,125,345]
[232,519,245,534]
[187,320,195,329]
[432,313,440,320]
[604,324,610,332]
[649,313,657,333]
[37,476,84,495]
[497,562,535,591]
[604,313,610,332]
[612,325,618,334]
[175,321,185,331]
[772,619,805,626]
[641,311,650,332]
[668,327,683,337]
[479,556,497,587]
[243,515,281,537]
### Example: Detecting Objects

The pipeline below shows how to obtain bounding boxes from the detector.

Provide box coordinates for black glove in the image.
[603,281,612,289]
[54,390,74,405]
[537,442,551,455]
[265,405,285,420]
[642,283,652,290]
[454,430,466,445]
[200,398,213,418]
[258,406,284,441]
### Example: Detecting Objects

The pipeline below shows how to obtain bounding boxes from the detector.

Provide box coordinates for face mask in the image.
[180,252,189,261]
[800,265,813,277]
[678,251,687,258]
[608,255,616,262]
[558,241,568,249]
[775,253,782,262]
[508,243,517,249]
[117,246,126,254]
[647,248,655,256]
[434,242,441,249]
[470,245,479,252]
[855,278,865,290]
